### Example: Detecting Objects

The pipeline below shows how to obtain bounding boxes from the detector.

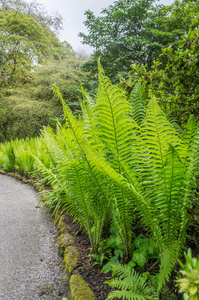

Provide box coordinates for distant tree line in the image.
[0,0,86,142]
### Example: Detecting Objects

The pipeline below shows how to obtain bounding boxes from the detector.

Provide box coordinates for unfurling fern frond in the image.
[106,263,158,300]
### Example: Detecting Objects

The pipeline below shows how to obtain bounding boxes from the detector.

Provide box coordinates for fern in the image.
[89,91,199,289]
[128,80,146,126]
[165,112,182,135]
[106,263,158,300]
[158,241,181,292]
[50,87,111,251]
[92,60,140,256]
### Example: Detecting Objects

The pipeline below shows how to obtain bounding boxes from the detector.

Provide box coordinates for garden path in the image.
[0,174,69,300]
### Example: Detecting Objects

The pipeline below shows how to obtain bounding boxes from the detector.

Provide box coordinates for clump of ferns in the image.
[33,60,199,296]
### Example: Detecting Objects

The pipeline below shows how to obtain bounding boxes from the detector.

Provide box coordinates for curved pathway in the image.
[0,174,70,300]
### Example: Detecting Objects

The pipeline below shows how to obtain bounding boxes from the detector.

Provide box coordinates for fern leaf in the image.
[128,80,146,126]
[154,144,185,246]
[181,115,197,147]
[92,60,140,256]
[86,146,163,250]
[106,263,158,300]
[158,241,180,292]
[165,112,182,135]
[95,59,140,170]
[180,122,199,236]
[33,155,61,190]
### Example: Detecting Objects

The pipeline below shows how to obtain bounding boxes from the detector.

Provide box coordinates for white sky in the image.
[27,0,175,54]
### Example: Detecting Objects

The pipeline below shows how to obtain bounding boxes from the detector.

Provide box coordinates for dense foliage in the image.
[1,0,199,299]
[130,0,199,125]
[80,0,199,82]
[0,0,86,141]
[0,63,198,299]
[0,4,64,88]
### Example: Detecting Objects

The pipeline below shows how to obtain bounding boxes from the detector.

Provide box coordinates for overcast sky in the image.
[27,0,175,54]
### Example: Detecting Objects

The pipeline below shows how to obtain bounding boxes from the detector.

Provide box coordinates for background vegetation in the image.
[1,0,199,299]
[0,0,86,141]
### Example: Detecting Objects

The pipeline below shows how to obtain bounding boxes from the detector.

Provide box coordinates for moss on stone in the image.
[7,172,21,180]
[0,170,7,175]
[58,233,75,254]
[33,182,44,191]
[64,246,79,275]
[70,274,95,300]
[57,215,66,234]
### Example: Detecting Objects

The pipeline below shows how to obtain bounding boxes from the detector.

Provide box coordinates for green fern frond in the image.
[181,115,198,152]
[158,241,180,292]
[54,85,83,147]
[153,144,185,246]
[165,112,182,135]
[140,97,186,166]
[86,146,163,249]
[106,263,158,300]
[95,59,140,170]
[80,85,104,153]
[80,84,95,110]
[92,60,141,256]
[80,85,94,136]
[180,122,199,234]
[33,155,61,190]
[139,98,187,212]
[128,80,146,126]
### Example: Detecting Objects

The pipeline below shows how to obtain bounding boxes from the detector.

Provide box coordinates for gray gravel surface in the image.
[0,174,70,300]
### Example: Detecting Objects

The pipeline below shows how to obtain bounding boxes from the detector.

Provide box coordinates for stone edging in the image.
[0,170,95,300]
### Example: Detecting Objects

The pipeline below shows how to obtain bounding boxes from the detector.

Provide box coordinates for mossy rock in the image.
[58,233,75,254]
[7,172,21,180]
[57,215,67,234]
[70,274,95,300]
[33,182,44,191]
[0,170,7,175]
[24,179,33,185]
[64,246,79,275]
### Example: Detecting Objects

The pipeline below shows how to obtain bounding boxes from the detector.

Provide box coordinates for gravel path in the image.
[0,174,70,300]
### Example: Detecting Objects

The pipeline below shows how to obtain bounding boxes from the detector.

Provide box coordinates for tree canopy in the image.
[0,0,68,87]
[0,0,85,141]
[79,0,198,81]
[0,0,63,32]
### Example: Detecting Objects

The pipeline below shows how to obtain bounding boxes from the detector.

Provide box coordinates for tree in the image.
[0,0,81,141]
[129,1,199,125]
[0,0,63,32]
[79,0,170,81]
[0,0,68,88]
[0,8,67,87]
[80,0,199,82]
